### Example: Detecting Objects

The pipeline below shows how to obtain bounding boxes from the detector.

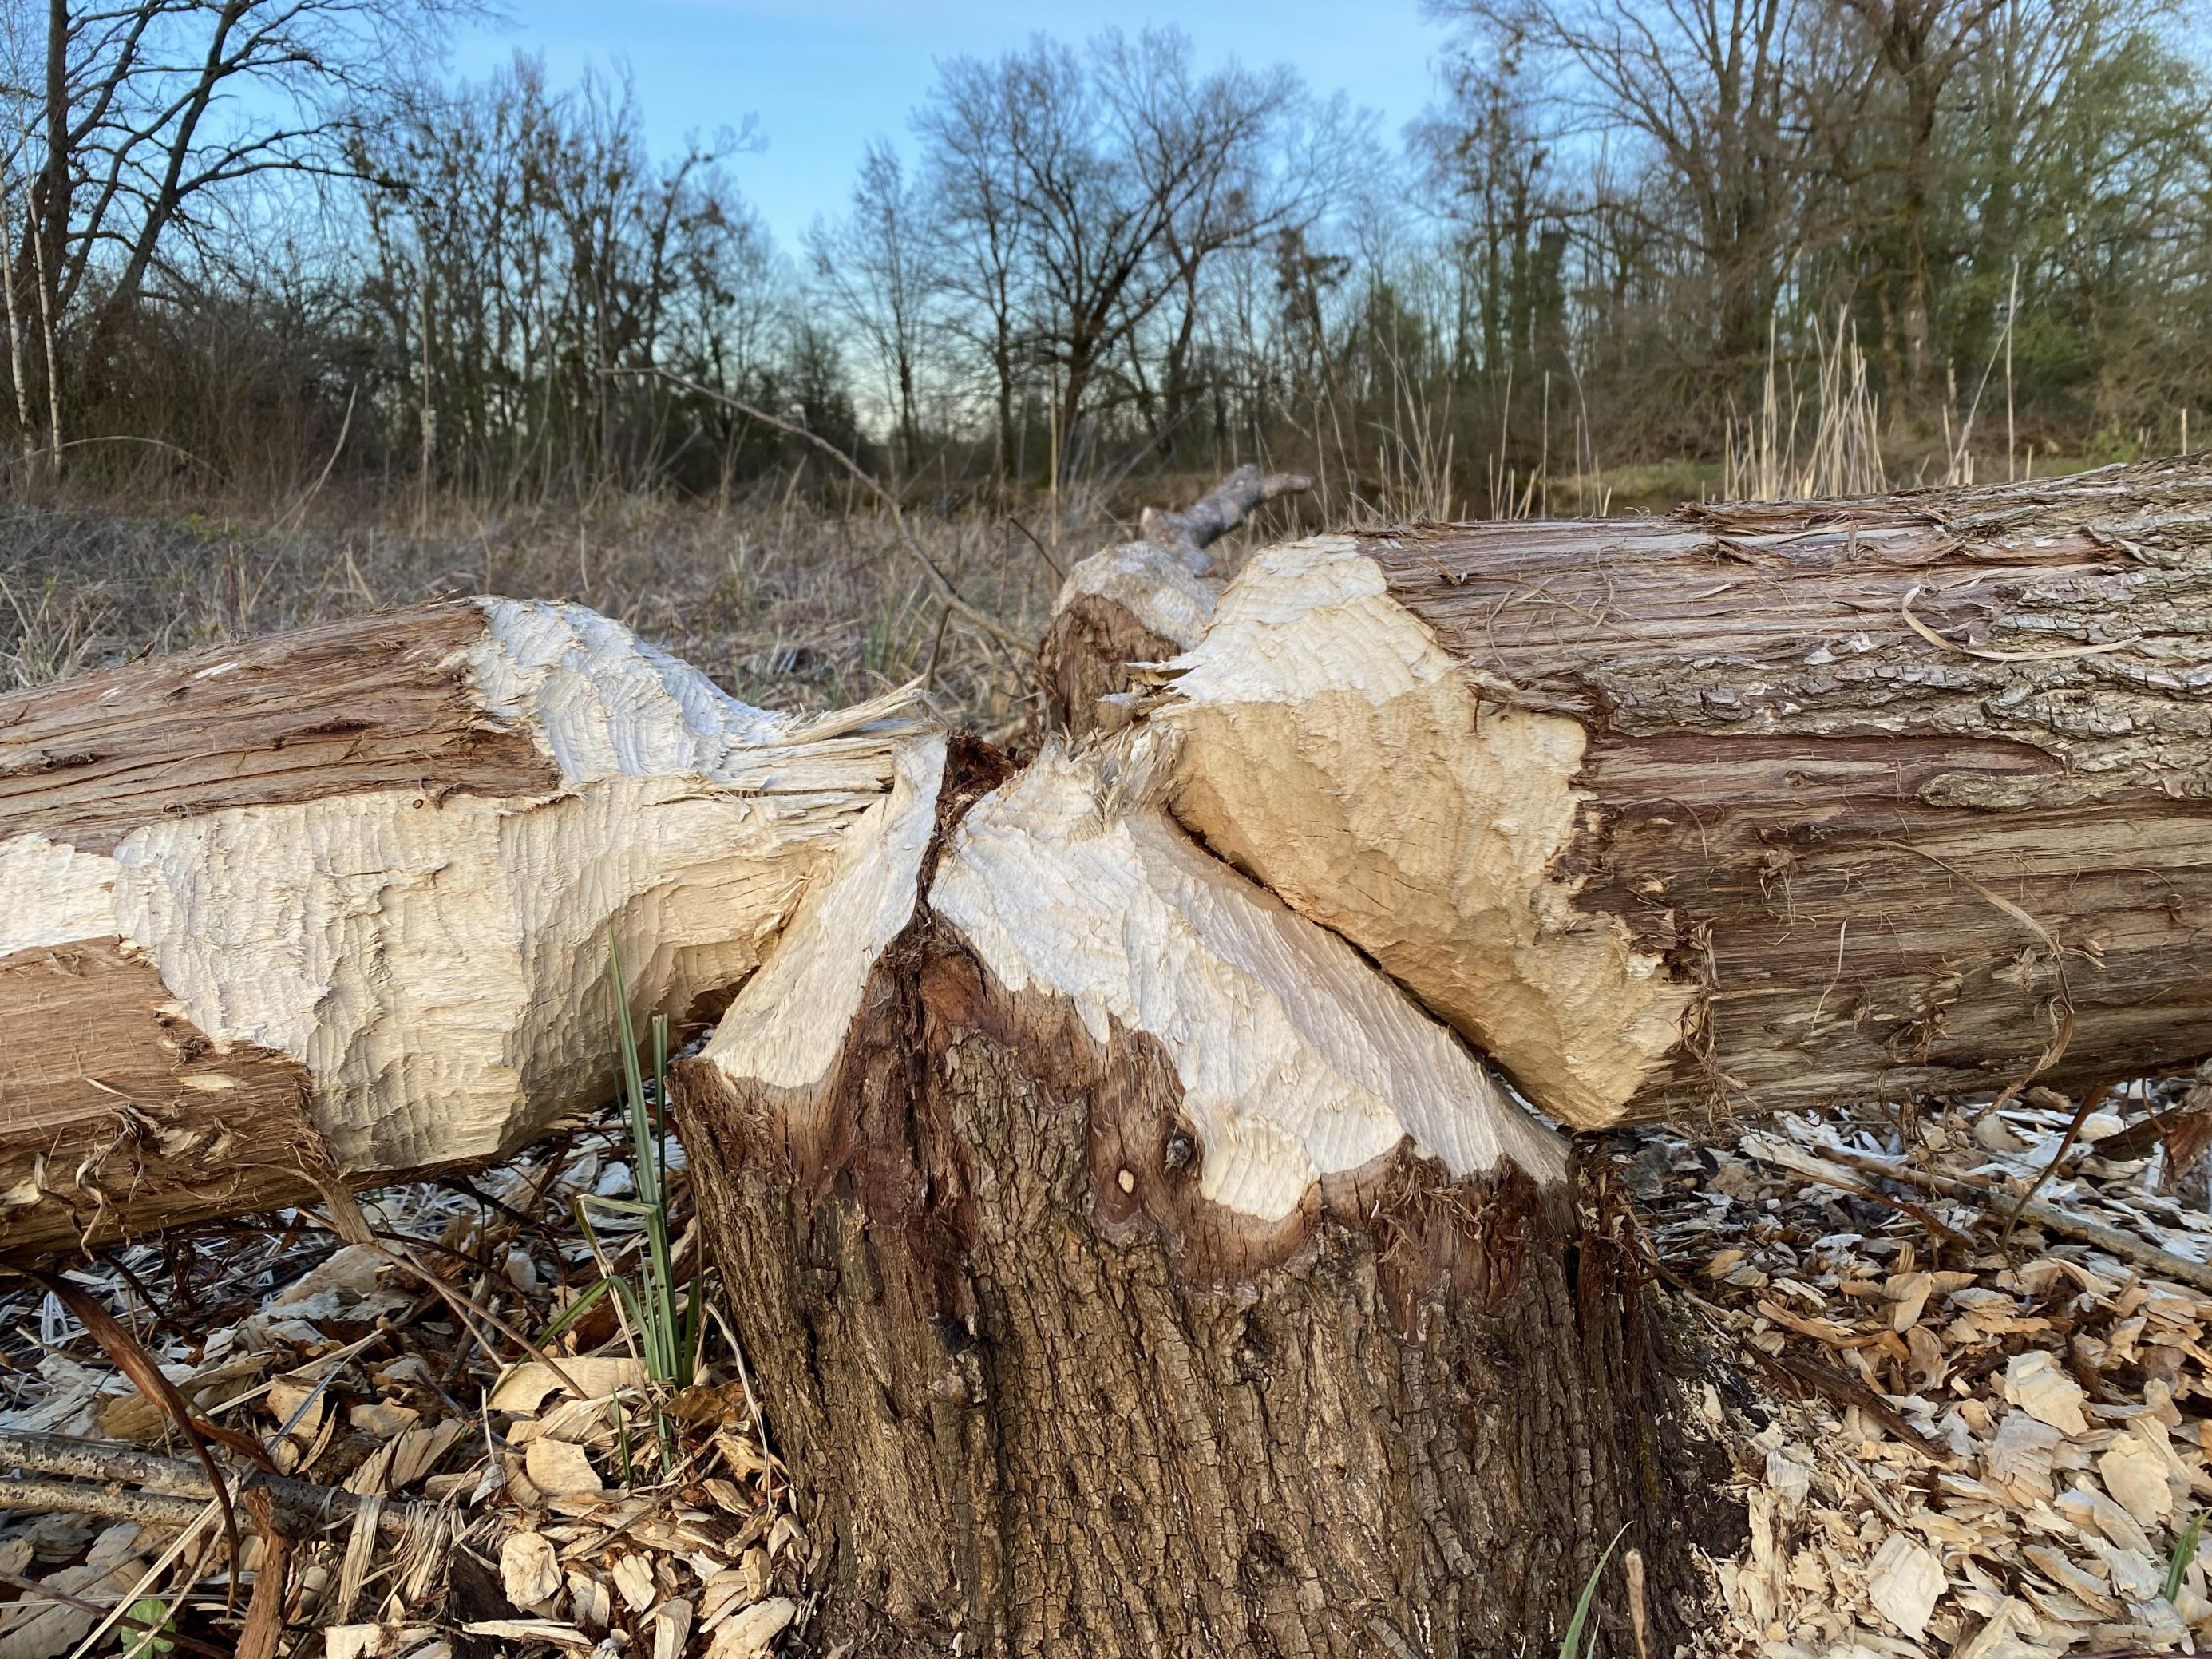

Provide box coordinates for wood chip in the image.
[1889,1271,1935,1332]
[488,1357,648,1415]
[500,1530,562,1610]
[2056,1483,2153,1555]
[524,1437,603,1498]
[564,1570,611,1633]
[2000,1352,2088,1436]
[2020,1545,2120,1618]
[611,1552,658,1613]
[1986,1412,2064,1506]
[2096,1430,2174,1526]
[323,1629,399,1659]
[350,1401,421,1438]
[705,1596,797,1659]
[1866,1532,1945,1639]
[461,1621,596,1649]
[652,1597,694,1659]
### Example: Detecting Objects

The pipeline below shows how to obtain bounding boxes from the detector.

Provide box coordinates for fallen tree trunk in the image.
[1138,457,2212,1127]
[0,598,924,1258]
[673,732,1733,1657]
[1036,463,1308,734]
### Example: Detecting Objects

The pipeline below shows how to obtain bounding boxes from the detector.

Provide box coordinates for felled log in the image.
[0,599,925,1258]
[672,731,1731,1657]
[1139,456,2212,1127]
[1036,463,1308,734]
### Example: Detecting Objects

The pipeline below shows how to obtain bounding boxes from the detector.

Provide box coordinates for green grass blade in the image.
[607,931,659,1213]
[652,1011,671,1180]
[2168,1510,2204,1601]
[533,1275,615,1348]
[1560,1527,1628,1659]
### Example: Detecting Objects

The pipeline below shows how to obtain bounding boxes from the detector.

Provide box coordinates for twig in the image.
[235,1491,290,1659]
[1004,516,1064,581]
[0,434,225,481]
[1742,1344,1954,1463]
[0,1431,438,1540]
[0,1479,213,1530]
[365,1237,590,1401]
[1731,1137,1970,1247]
[276,384,358,535]
[603,366,1030,651]
[2000,1083,2106,1247]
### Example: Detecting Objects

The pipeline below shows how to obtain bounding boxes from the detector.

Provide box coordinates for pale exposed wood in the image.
[927,743,1563,1216]
[1146,457,2212,1127]
[0,598,928,1257]
[1037,465,1308,734]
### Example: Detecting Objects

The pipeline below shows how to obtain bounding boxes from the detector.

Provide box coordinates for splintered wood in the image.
[1642,1089,2212,1656]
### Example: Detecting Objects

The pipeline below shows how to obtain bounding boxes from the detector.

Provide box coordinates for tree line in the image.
[1,0,2206,510]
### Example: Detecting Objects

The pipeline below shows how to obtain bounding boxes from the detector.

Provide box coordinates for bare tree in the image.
[921,28,1342,482]
[806,139,932,476]
[2,0,464,319]
[1830,0,2008,392]
[1435,0,1815,379]
[914,56,1028,483]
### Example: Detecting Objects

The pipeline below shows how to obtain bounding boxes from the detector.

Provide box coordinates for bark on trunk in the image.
[0,599,925,1259]
[673,734,1736,1657]
[1135,457,2212,1127]
[1037,465,1308,735]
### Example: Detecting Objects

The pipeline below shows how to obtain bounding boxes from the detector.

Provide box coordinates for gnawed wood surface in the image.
[673,733,1732,1656]
[1145,458,2212,1128]
[1036,464,1308,734]
[0,598,928,1258]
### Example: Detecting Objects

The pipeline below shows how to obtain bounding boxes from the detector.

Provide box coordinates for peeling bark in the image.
[675,735,1735,1657]
[1145,458,2212,1126]
[0,599,928,1257]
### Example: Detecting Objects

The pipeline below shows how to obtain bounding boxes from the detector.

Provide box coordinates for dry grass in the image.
[0,465,1334,736]
[0,485,1147,736]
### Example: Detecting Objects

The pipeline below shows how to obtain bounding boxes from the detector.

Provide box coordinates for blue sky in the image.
[453,1,1462,250]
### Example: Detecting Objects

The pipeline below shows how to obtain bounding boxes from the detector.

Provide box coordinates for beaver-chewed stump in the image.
[673,734,1736,1658]
[22,457,2212,1650]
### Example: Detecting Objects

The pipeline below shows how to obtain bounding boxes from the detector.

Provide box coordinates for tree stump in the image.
[674,734,1735,1657]
[1037,465,1308,735]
